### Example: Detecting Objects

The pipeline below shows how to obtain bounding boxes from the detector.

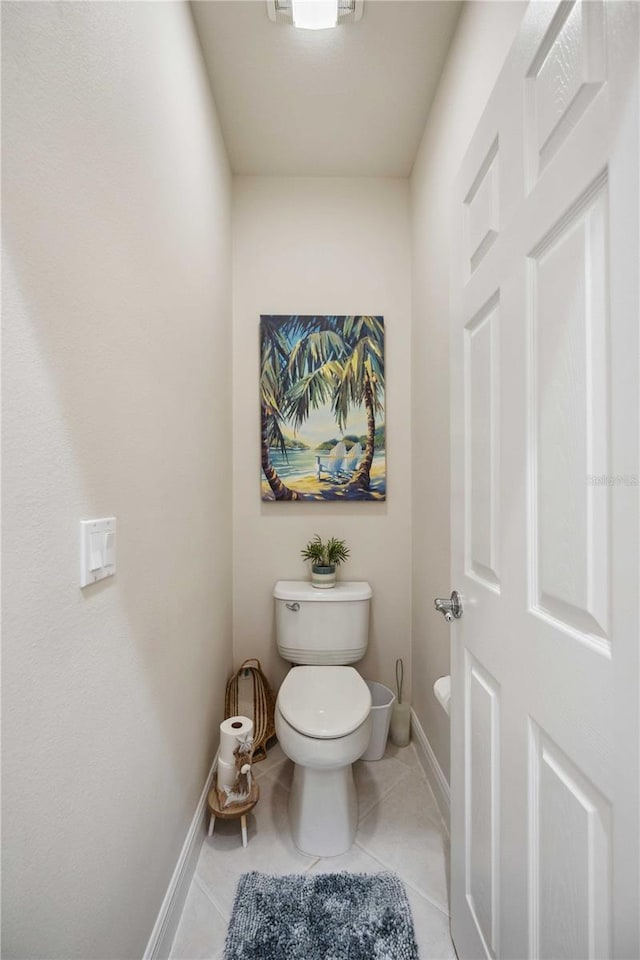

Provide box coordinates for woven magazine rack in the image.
[224,658,276,762]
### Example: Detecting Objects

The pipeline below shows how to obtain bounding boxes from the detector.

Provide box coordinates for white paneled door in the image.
[449,3,639,958]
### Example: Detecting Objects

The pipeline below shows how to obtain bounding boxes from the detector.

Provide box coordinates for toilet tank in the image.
[274,580,372,665]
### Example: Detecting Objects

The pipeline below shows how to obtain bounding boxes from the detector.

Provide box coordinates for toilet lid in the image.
[278,666,371,739]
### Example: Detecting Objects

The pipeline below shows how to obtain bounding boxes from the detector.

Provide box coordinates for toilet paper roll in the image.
[219,716,254,765]
[433,676,451,717]
[216,757,237,792]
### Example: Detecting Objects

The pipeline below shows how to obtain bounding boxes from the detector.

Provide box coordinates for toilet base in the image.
[289,762,358,857]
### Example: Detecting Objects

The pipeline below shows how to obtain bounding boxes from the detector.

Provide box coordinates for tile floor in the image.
[169,741,456,960]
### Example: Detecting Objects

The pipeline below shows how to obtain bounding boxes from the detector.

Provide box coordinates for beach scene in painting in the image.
[260,315,385,501]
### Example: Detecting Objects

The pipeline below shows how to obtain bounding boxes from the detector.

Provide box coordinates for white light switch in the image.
[89,532,103,571]
[103,531,115,567]
[80,517,116,587]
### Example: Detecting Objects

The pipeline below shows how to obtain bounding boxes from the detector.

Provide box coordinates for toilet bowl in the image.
[275,665,372,856]
[274,580,373,857]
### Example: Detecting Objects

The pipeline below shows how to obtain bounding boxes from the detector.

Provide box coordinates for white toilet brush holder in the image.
[390,658,411,747]
[390,702,411,746]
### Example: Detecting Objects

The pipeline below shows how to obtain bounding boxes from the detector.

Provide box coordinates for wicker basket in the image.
[224,658,276,762]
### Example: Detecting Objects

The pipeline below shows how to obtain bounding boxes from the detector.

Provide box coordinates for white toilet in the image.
[274,579,373,857]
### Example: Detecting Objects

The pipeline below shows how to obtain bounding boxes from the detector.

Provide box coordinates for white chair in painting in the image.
[327,441,347,479]
[316,440,347,480]
[341,442,362,479]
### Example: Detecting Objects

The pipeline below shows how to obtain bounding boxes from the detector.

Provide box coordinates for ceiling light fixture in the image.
[266,0,363,29]
[291,0,337,31]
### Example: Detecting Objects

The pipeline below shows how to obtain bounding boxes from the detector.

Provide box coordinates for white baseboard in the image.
[143,750,219,960]
[410,708,450,833]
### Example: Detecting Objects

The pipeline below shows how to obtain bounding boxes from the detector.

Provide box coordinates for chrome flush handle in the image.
[286,602,300,612]
[434,591,463,622]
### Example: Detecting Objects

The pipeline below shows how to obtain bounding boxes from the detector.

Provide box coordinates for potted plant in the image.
[301,534,350,589]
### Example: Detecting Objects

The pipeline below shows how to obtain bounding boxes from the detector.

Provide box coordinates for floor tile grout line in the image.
[421,778,450,836]
[401,875,452,920]
[352,840,451,919]
[392,744,429,776]
[194,873,231,922]
[253,764,292,792]
[252,763,286,781]
[391,744,423,771]
[416,799,450,836]
[196,844,321,922]
[358,762,446,835]
[409,755,450,835]
[356,763,415,823]
[359,776,438,828]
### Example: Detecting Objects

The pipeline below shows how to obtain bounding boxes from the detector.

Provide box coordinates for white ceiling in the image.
[191,0,462,177]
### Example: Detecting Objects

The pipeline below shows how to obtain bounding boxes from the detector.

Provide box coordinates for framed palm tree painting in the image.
[260,315,385,502]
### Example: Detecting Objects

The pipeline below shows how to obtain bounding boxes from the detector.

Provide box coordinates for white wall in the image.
[1,4,232,958]
[233,177,412,694]
[410,1,525,783]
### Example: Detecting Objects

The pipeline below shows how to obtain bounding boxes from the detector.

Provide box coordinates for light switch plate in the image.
[80,517,116,587]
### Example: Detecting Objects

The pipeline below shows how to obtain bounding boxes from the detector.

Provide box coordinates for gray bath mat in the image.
[224,870,419,959]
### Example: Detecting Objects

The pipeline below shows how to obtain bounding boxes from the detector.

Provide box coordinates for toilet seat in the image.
[278,665,371,739]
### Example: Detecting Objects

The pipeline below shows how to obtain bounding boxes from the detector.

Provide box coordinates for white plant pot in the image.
[311,565,336,589]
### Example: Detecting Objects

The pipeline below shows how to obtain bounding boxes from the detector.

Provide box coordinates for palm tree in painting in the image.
[284,315,384,493]
[260,317,301,500]
[333,316,385,492]
[285,320,348,427]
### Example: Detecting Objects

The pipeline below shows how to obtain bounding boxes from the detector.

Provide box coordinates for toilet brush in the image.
[390,658,411,747]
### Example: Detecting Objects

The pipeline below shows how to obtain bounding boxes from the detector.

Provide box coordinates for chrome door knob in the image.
[434,591,463,622]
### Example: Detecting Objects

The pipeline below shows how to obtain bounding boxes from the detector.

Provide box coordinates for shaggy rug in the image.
[223,871,419,960]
